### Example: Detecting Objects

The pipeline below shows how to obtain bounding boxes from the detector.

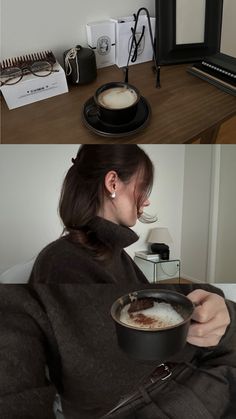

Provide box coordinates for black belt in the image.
[104,362,179,417]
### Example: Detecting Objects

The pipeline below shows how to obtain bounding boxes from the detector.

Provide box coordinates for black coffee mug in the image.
[111,289,194,361]
[89,82,140,126]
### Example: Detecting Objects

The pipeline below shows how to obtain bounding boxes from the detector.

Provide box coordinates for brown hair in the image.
[59,145,154,258]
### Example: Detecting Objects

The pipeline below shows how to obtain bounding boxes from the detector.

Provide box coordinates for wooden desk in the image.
[1,62,236,144]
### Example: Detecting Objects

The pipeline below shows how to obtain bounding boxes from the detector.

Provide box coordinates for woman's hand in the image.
[186,289,231,347]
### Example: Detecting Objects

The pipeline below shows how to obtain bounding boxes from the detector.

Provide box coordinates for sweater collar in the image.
[87,216,139,249]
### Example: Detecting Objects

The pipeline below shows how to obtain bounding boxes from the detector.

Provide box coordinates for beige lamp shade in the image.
[147,228,173,244]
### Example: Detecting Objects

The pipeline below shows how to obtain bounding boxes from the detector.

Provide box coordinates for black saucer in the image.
[82,96,151,138]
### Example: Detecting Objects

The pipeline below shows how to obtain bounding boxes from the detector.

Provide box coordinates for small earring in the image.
[110,191,116,199]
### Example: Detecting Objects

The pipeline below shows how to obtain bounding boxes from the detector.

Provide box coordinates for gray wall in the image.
[215,146,236,283]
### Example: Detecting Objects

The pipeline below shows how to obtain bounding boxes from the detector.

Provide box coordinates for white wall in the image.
[1,0,235,61]
[181,145,236,284]
[0,145,77,273]
[176,0,206,45]
[221,0,236,57]
[0,0,154,61]
[181,145,213,283]
[0,145,185,274]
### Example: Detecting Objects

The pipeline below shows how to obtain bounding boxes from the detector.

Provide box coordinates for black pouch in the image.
[63,45,97,85]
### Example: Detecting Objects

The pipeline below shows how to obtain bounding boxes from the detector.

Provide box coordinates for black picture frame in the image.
[156,0,224,64]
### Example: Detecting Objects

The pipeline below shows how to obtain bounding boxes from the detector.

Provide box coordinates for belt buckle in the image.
[150,363,173,384]
[104,363,174,417]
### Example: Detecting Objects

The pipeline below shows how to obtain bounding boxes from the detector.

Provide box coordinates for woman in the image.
[29,144,154,285]
[0,145,235,419]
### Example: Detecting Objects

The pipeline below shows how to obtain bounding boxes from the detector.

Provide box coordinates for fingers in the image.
[187,324,228,347]
[187,289,218,323]
[186,289,231,348]
[187,329,226,347]
[189,312,230,337]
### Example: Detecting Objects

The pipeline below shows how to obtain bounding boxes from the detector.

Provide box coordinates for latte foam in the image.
[120,301,184,330]
[98,87,138,109]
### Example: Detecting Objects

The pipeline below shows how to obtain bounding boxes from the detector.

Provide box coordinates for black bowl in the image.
[111,289,194,361]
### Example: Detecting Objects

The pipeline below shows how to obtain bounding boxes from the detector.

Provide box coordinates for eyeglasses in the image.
[0,51,59,86]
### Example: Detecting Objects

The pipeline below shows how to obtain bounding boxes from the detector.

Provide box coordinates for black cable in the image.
[124,7,161,88]
[130,25,146,63]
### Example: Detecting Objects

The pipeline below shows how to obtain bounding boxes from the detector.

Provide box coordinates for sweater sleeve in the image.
[0,286,58,419]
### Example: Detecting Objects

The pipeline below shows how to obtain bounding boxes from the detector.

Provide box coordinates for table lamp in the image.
[147,228,173,260]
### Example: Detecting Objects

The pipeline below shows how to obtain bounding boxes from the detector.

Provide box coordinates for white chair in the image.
[0,259,35,284]
[0,259,64,418]
[215,284,236,303]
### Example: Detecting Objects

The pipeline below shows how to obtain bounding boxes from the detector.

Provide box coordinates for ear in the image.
[104,171,119,195]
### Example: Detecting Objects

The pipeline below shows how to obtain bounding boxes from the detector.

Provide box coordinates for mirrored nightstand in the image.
[134,256,181,283]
